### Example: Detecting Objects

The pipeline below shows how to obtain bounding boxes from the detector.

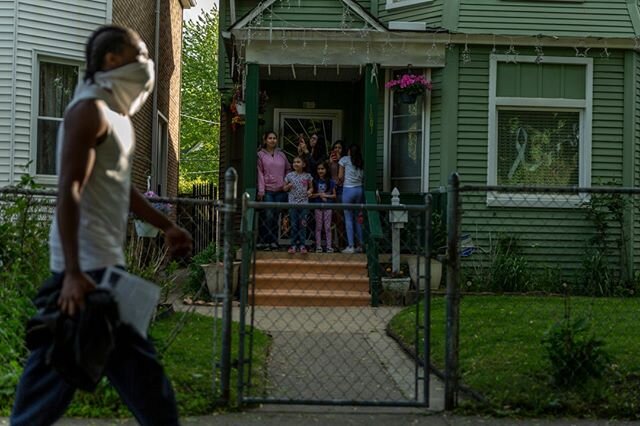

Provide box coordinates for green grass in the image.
[1,312,270,418]
[389,295,640,418]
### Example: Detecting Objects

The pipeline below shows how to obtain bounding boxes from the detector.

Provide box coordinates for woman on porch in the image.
[338,144,364,254]
[257,131,291,250]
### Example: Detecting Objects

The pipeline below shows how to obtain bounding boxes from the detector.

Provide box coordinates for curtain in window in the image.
[390,93,423,192]
[497,110,579,186]
[37,62,78,175]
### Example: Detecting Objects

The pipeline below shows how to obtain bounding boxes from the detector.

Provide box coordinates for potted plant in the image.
[406,211,446,291]
[379,262,411,305]
[193,243,240,299]
[134,190,172,238]
[385,73,432,104]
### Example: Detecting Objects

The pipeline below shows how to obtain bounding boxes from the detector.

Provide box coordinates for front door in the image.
[273,109,342,246]
[274,109,342,160]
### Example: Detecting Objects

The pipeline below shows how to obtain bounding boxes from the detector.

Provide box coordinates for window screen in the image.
[36,61,78,175]
[497,109,579,186]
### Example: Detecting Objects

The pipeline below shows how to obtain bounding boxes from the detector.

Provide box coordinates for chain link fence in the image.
[0,185,240,414]
[445,177,640,417]
[236,195,435,407]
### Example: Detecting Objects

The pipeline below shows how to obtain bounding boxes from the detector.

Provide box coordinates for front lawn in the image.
[389,295,640,418]
[1,312,270,418]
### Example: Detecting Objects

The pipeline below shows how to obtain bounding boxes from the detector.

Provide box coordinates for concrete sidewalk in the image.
[3,407,639,425]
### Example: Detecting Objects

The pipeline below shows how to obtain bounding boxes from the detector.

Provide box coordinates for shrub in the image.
[186,242,221,299]
[464,235,532,293]
[542,299,611,387]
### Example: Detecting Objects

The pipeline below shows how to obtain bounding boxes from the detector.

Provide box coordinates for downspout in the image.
[151,0,161,193]
[9,0,19,184]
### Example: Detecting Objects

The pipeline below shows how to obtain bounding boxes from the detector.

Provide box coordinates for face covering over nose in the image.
[92,58,155,116]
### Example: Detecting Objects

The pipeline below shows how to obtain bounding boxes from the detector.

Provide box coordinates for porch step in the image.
[253,251,367,262]
[251,289,370,307]
[254,272,369,292]
[255,259,368,276]
[253,253,370,306]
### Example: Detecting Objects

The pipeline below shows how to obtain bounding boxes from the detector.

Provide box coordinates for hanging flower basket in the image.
[386,73,432,104]
[398,92,418,104]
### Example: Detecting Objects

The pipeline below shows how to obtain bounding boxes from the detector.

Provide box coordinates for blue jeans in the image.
[261,191,288,245]
[289,207,308,247]
[10,268,179,426]
[342,186,364,248]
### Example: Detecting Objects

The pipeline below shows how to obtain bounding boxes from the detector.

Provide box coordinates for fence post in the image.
[445,172,461,411]
[220,167,238,405]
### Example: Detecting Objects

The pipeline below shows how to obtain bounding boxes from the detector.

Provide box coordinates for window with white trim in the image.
[386,0,432,10]
[385,68,430,193]
[487,55,592,207]
[35,60,79,175]
[152,113,169,195]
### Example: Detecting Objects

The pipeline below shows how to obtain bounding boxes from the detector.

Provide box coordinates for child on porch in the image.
[311,161,336,252]
[283,156,313,254]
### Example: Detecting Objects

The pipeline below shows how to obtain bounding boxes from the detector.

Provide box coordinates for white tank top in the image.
[49,84,135,272]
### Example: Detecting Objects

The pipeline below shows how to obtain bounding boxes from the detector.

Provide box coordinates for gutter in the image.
[9,0,18,184]
[150,0,161,194]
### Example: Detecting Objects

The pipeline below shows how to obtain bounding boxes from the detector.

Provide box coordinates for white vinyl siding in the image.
[0,1,16,185]
[6,0,109,186]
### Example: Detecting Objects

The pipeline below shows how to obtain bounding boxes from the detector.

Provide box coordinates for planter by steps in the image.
[201,262,240,298]
[407,258,443,290]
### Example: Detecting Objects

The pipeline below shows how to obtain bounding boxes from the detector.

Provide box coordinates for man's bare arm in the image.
[130,188,193,258]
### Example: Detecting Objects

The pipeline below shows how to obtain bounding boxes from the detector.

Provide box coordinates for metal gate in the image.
[236,196,435,407]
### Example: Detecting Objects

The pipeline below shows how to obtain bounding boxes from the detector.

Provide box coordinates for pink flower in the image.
[385,73,432,94]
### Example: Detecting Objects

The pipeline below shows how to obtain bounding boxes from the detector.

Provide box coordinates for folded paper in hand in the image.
[99,267,160,337]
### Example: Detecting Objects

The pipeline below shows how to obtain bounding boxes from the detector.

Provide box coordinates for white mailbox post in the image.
[389,188,408,274]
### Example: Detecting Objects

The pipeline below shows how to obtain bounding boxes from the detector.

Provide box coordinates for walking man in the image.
[10,25,191,426]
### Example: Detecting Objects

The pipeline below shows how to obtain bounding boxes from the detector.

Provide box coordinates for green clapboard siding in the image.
[455,47,626,275]
[377,0,444,27]
[497,63,586,99]
[458,0,635,37]
[429,67,443,189]
[239,0,369,29]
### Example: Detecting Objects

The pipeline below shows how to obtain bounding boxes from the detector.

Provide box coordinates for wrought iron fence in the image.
[178,182,220,256]
[444,175,640,417]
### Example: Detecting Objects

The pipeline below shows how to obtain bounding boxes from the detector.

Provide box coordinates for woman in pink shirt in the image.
[257,131,291,249]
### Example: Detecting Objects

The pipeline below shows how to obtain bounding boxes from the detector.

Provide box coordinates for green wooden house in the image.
[217,0,640,283]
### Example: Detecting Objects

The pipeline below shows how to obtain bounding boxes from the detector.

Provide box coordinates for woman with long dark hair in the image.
[308,134,327,179]
[338,144,364,253]
[257,130,291,249]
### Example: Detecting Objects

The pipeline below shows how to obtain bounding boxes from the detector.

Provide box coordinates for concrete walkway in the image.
[180,303,443,408]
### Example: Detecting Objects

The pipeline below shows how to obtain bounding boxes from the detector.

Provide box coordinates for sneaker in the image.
[299,246,308,254]
[269,242,279,251]
[341,246,355,254]
[326,247,334,253]
[355,246,363,253]
[315,246,323,253]
[288,246,296,254]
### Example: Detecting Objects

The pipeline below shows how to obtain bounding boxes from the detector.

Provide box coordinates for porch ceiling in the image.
[259,65,363,82]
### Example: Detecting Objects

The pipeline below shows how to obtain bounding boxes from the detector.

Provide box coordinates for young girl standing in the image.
[311,162,336,252]
[283,156,313,254]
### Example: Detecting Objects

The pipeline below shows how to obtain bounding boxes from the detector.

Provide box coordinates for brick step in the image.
[254,259,367,276]
[251,289,370,307]
[253,251,367,262]
[254,273,369,292]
